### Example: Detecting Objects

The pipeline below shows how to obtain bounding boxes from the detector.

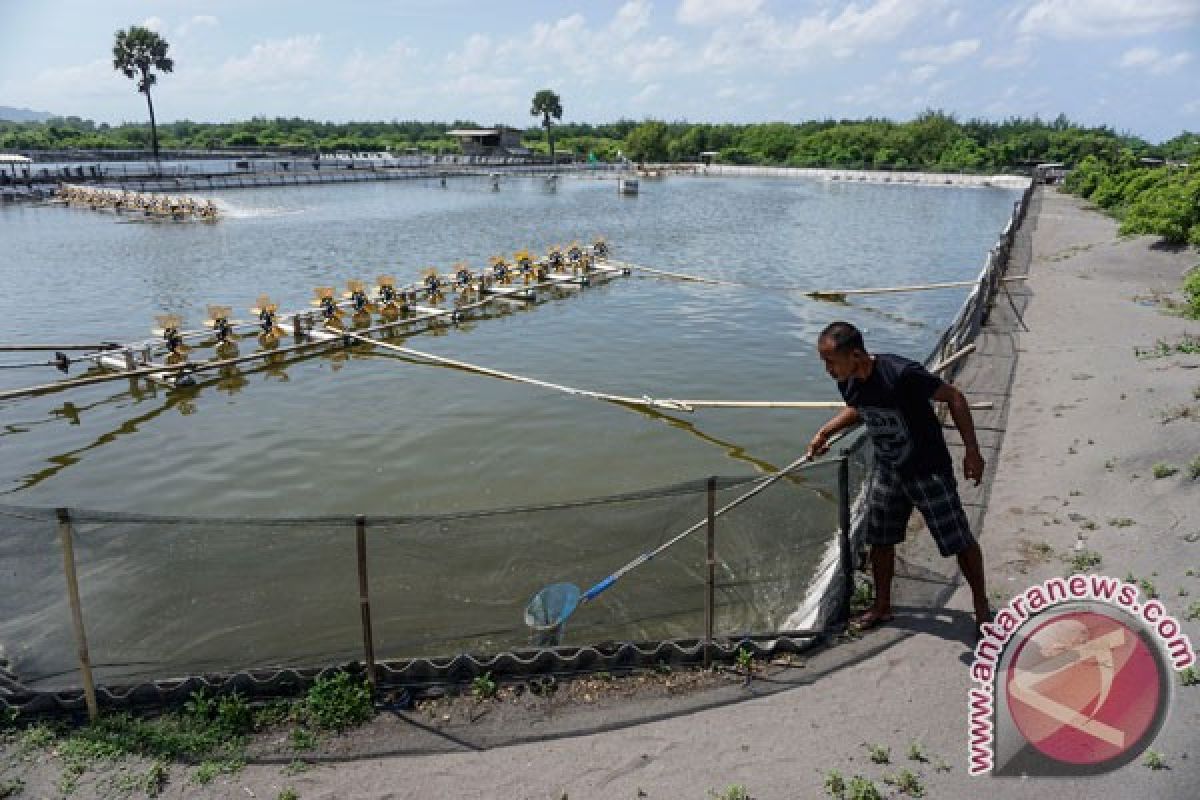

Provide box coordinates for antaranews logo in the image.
[967,574,1195,777]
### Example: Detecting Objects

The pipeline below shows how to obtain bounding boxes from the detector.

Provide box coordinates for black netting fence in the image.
[0,457,850,710]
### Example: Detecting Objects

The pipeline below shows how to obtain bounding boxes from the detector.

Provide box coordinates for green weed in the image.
[1143,750,1167,770]
[299,672,373,732]
[709,786,750,800]
[907,740,928,762]
[1067,550,1103,573]
[845,776,883,800]
[1185,602,1200,622]
[1108,517,1135,528]
[1188,456,1200,481]
[884,768,925,797]
[824,770,846,798]
[735,647,754,672]
[1180,667,1198,687]
[278,789,300,800]
[289,727,318,751]
[0,778,25,798]
[471,672,497,700]
[866,743,890,764]
[191,759,244,785]
[1153,463,1179,479]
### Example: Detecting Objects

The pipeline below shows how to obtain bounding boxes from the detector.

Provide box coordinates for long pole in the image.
[57,508,99,721]
[355,514,377,691]
[704,477,716,670]
[836,458,853,628]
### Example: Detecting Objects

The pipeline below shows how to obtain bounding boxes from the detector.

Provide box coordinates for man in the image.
[807,321,991,637]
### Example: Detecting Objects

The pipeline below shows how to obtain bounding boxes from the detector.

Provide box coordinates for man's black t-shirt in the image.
[837,353,952,476]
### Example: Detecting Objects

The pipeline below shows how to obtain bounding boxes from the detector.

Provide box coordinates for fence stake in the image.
[836,457,854,627]
[704,477,716,669]
[355,514,377,690]
[57,507,99,722]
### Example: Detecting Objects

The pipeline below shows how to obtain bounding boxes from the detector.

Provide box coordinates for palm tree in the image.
[530,89,563,164]
[112,26,174,161]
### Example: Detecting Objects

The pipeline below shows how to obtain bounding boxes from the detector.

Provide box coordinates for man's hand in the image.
[963,446,985,486]
[806,430,831,460]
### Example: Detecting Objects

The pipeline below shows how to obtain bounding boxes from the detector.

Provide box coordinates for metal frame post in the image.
[355,514,377,690]
[836,457,854,626]
[57,508,99,721]
[704,477,716,669]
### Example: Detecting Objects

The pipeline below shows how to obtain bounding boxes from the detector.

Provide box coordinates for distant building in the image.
[446,126,530,157]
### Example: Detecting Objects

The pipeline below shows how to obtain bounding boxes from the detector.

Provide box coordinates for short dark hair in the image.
[818,321,865,354]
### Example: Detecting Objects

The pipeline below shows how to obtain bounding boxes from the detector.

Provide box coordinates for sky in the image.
[0,0,1196,142]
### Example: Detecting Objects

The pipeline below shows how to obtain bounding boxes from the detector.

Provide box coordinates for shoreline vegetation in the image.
[3,113,1197,174]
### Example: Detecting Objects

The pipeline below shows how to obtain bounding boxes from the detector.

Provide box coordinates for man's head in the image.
[816,321,870,381]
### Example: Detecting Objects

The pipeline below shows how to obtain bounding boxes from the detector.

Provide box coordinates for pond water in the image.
[0,174,1019,516]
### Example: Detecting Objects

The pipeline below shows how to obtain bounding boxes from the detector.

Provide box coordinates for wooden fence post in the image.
[57,508,99,721]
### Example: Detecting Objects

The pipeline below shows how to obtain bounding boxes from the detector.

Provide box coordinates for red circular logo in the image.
[1006,610,1163,766]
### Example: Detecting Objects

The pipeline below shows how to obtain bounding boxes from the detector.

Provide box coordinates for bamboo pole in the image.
[355,514,377,691]
[704,477,716,670]
[807,276,1027,299]
[601,259,739,286]
[0,344,121,352]
[57,508,99,722]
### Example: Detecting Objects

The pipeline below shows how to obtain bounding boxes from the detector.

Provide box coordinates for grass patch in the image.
[1108,517,1136,528]
[278,789,300,800]
[1180,667,1198,687]
[1153,463,1179,479]
[1143,750,1167,770]
[297,671,373,732]
[1185,602,1200,622]
[1067,550,1103,573]
[907,740,928,763]
[1136,334,1200,359]
[866,743,890,764]
[191,758,244,786]
[883,768,925,797]
[710,786,751,800]
[470,672,497,700]
[845,776,883,800]
[1188,456,1200,480]
[0,779,25,798]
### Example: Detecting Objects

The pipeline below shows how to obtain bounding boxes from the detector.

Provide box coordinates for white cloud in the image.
[612,0,652,38]
[828,0,928,44]
[140,16,166,34]
[985,37,1035,69]
[177,15,219,38]
[945,9,962,28]
[698,1,935,71]
[614,35,686,81]
[631,83,662,104]
[341,41,414,86]
[900,39,980,65]
[677,0,762,26]
[1119,47,1193,74]
[218,35,323,88]
[909,65,938,84]
[1185,99,1200,114]
[1018,0,1200,38]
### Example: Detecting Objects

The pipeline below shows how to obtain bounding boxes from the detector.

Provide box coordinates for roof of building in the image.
[0,154,32,163]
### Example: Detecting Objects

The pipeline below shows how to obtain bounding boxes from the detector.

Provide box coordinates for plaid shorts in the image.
[865,466,976,557]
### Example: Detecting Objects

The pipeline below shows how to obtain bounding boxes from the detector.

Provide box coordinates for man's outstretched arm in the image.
[807,406,861,459]
[933,383,984,485]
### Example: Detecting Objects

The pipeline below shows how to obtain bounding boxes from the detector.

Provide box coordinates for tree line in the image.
[4,113,1197,172]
